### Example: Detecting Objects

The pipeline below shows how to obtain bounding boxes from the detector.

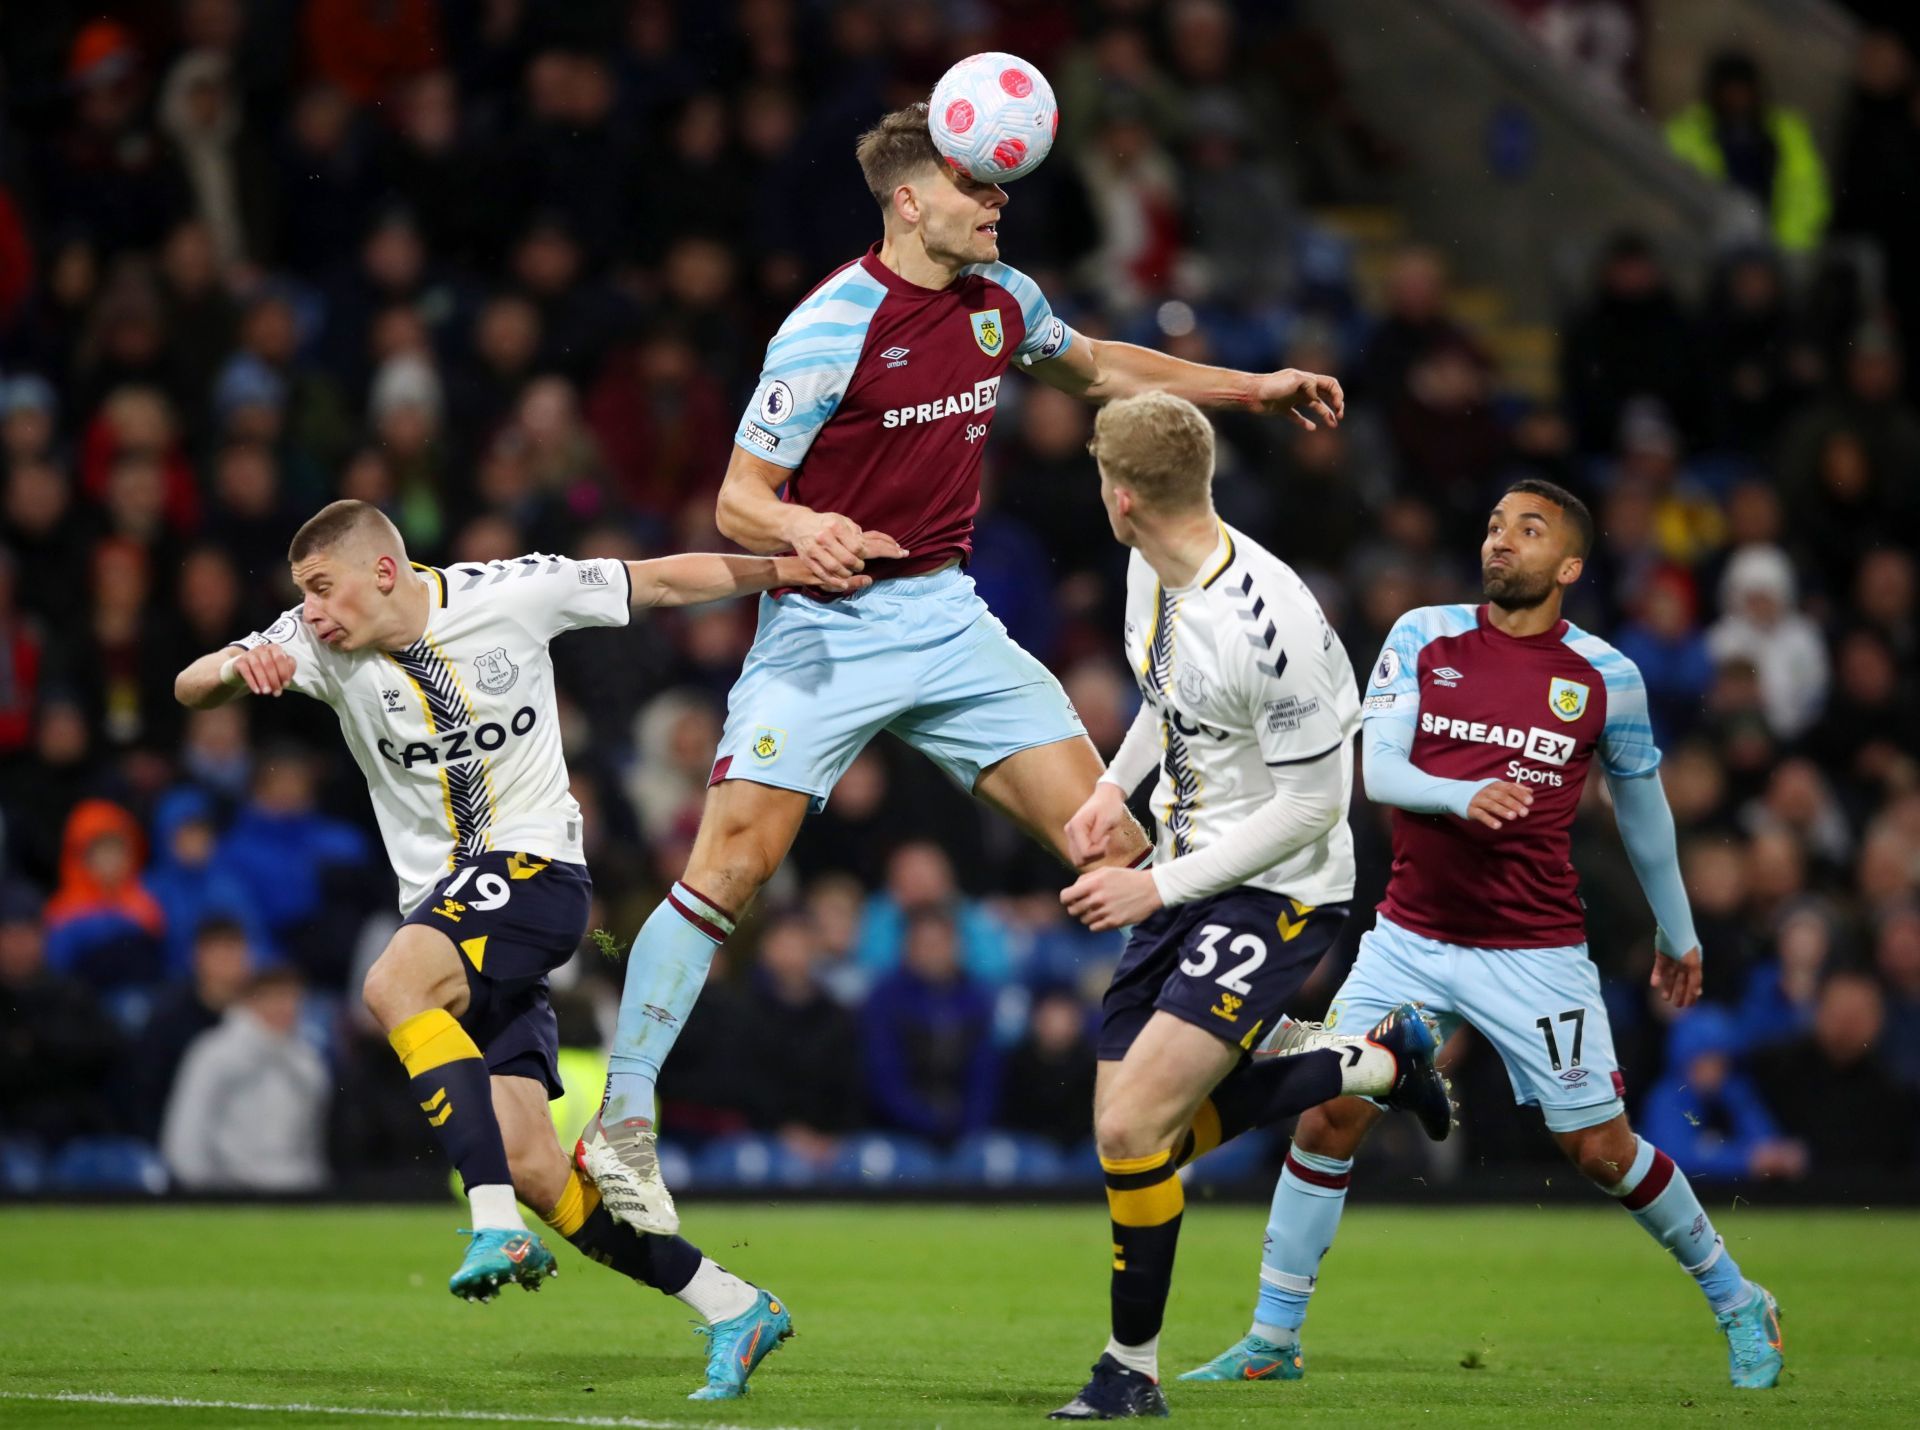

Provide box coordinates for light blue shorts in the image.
[1326,915,1625,1132]
[711,565,1085,810]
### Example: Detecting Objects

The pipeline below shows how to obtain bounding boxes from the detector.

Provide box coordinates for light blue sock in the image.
[1251,1144,1354,1342]
[1608,1137,1750,1314]
[602,882,736,1126]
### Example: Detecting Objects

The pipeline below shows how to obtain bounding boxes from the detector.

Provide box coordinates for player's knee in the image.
[361,948,454,1031]
[685,820,784,909]
[1559,1120,1637,1186]
[1093,1101,1168,1164]
[359,957,408,1031]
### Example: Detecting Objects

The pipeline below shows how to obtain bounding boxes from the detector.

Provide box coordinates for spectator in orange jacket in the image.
[43,798,166,988]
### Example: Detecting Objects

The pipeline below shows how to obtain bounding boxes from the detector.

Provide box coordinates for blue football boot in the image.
[687,1288,794,1400]
[1369,1003,1454,1141]
[1717,1283,1784,1389]
[449,1228,557,1302]
[1048,1354,1170,1419]
[1178,1332,1303,1382]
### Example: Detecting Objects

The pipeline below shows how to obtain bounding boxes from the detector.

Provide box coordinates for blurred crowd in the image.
[0,2,1916,1198]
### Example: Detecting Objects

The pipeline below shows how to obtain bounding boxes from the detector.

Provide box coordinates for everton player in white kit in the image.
[1185,480,1784,1391]
[172,500,875,1400]
[1046,394,1451,1421]
[585,103,1350,1230]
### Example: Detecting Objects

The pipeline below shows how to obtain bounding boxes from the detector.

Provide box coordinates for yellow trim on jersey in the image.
[1138,587,1162,684]
[422,633,476,721]
[412,562,448,607]
[385,653,462,867]
[1199,522,1237,588]
[423,633,498,851]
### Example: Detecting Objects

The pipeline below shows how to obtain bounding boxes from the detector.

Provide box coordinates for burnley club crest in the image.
[969,308,1004,355]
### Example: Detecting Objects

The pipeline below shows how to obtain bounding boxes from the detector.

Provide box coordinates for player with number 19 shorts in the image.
[170,500,868,1400]
[584,100,1352,1234]
[1184,479,1785,1392]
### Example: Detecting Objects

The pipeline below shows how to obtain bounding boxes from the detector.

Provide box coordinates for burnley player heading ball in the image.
[929,51,1058,183]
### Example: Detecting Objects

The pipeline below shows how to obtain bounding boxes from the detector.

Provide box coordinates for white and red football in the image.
[928,52,1058,184]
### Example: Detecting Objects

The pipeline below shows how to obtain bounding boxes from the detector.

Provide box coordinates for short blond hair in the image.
[855,103,943,209]
[288,499,406,564]
[1088,392,1216,512]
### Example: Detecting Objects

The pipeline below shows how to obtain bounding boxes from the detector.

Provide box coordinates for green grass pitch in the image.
[6,1202,1918,1427]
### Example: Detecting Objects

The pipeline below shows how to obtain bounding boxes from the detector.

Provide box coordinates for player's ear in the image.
[1558,554,1584,589]
[373,553,398,594]
[894,181,922,226]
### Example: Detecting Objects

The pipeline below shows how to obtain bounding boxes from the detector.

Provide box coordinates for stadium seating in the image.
[46,1137,169,1195]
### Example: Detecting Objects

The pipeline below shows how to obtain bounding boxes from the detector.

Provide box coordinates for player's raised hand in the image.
[222,644,297,697]
[1465,780,1533,830]
[1061,865,1163,932]
[1651,945,1703,1009]
[1065,783,1132,866]
[1252,368,1345,430]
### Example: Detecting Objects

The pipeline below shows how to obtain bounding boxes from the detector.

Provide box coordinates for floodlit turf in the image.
[5,1202,1918,1427]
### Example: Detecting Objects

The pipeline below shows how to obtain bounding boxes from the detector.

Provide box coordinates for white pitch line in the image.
[0,1390,816,1430]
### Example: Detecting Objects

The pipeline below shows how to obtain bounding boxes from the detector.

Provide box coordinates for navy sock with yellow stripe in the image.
[1105,1147,1185,1352]
[541,1170,701,1294]
[388,1009,512,1194]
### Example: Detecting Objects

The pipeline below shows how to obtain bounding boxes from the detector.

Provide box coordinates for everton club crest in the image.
[475,647,519,695]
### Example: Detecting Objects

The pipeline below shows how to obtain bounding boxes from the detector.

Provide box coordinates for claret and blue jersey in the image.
[731,243,1070,583]
[1362,603,1660,949]
[708,245,1086,808]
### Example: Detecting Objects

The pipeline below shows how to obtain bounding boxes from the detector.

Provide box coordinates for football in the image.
[927,51,1058,184]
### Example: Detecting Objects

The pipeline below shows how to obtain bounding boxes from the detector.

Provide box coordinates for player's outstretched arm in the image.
[714,445,906,590]
[1029,335,1343,429]
[175,644,295,709]
[627,549,898,606]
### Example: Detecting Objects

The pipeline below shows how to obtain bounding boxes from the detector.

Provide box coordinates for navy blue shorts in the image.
[1098,888,1348,1061]
[401,850,592,1099]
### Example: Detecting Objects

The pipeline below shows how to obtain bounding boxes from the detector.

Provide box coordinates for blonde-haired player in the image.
[1048,394,1449,1419]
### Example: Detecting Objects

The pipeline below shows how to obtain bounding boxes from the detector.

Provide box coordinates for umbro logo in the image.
[381,688,405,714]
[881,346,911,367]
[1433,666,1464,686]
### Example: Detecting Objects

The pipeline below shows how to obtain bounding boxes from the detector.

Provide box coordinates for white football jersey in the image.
[235,554,630,914]
[1121,523,1360,905]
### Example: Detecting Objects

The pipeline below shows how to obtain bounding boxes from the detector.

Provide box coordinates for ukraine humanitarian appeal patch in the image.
[1548,677,1590,722]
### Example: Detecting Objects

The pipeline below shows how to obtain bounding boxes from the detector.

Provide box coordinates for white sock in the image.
[468,1183,527,1233]
[1337,1038,1399,1096]
[675,1258,759,1324]
[1251,1319,1299,1347]
[1104,1334,1159,1380]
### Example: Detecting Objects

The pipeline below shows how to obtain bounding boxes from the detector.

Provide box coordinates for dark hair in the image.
[194,915,248,946]
[854,103,942,209]
[1504,478,1594,557]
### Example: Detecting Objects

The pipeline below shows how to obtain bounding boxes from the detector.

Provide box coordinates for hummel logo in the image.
[381,688,405,713]
[881,346,911,366]
[1433,666,1464,686]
